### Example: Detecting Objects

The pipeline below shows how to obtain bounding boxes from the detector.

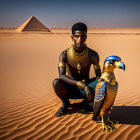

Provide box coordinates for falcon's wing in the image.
[95,81,106,102]
[93,81,106,120]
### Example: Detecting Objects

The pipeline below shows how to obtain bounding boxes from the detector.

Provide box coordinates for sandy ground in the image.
[0,29,140,140]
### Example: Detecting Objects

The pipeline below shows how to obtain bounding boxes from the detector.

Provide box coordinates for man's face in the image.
[71,30,87,52]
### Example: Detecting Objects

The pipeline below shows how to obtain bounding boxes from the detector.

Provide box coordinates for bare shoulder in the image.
[59,50,67,62]
[88,47,99,65]
[88,47,98,57]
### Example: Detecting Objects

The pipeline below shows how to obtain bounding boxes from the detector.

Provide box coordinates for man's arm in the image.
[92,52,101,78]
[58,51,77,85]
[84,52,101,101]
[58,51,86,89]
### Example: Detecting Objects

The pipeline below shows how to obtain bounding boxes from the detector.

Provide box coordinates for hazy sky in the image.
[0,0,140,28]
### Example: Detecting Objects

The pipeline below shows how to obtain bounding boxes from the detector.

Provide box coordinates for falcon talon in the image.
[92,56,125,132]
[105,120,116,131]
[113,120,119,125]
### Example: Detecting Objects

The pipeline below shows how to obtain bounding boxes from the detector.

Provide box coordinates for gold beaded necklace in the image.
[67,45,90,73]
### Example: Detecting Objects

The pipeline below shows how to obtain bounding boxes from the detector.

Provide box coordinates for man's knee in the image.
[53,78,64,89]
[53,78,68,100]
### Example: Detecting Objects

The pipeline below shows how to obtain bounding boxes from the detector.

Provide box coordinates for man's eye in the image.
[74,35,86,38]
[81,35,86,38]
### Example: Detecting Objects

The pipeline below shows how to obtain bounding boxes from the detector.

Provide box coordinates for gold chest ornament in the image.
[67,45,90,73]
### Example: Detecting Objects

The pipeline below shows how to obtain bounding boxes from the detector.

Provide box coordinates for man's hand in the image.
[96,76,100,80]
[84,85,94,101]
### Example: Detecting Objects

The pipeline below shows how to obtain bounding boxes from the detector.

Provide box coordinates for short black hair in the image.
[72,22,87,34]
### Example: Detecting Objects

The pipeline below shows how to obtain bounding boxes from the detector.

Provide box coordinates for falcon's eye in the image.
[110,60,115,63]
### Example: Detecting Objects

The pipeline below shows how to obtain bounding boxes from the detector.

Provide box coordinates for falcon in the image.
[92,56,125,131]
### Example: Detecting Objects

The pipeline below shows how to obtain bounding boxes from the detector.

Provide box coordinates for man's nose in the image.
[78,36,82,41]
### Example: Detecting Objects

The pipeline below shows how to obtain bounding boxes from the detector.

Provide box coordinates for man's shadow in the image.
[66,104,140,125]
[66,102,93,115]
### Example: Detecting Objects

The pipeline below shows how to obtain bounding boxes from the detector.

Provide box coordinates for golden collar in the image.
[67,45,90,73]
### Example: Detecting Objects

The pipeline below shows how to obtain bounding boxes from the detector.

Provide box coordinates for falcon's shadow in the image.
[66,104,140,125]
[110,106,140,125]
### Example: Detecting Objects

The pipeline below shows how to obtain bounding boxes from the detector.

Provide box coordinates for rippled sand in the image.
[0,29,140,140]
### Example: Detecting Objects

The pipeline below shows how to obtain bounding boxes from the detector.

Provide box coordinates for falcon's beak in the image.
[115,61,125,71]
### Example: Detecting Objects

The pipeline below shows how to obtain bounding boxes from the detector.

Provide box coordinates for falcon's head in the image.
[103,56,125,72]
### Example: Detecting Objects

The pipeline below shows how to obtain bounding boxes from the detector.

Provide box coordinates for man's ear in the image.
[71,34,74,40]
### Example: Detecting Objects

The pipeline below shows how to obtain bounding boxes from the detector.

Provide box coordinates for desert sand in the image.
[0,28,140,140]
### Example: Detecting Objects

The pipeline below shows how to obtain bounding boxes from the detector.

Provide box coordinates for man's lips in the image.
[77,43,83,45]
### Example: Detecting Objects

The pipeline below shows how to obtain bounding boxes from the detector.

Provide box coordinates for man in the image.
[53,22,101,117]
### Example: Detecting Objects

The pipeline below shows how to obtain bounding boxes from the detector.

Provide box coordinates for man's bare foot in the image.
[54,100,70,117]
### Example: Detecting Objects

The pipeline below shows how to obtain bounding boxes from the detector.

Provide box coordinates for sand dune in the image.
[0,29,140,140]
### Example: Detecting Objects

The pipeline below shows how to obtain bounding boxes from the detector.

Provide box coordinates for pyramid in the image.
[16,16,51,32]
